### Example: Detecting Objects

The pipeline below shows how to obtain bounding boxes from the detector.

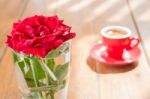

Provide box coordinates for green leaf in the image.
[51,80,66,92]
[29,58,40,87]
[45,59,55,71]
[17,60,25,74]
[25,78,35,87]
[24,58,30,66]
[54,63,69,82]
[39,60,57,81]
[46,48,61,59]
[57,80,66,90]
[12,52,19,62]
[30,57,46,80]
[44,59,55,85]
[16,58,35,87]
[46,42,69,59]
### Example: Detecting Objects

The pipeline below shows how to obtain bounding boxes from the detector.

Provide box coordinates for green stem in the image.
[29,59,42,98]
[42,59,56,99]
[40,59,57,81]
[45,72,50,86]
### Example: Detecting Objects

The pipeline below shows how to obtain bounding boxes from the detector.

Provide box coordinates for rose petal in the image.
[6,15,76,58]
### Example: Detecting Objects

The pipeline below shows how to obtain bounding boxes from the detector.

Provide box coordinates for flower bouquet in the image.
[6,15,75,99]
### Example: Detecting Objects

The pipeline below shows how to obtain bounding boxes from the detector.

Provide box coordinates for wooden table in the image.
[0,0,150,99]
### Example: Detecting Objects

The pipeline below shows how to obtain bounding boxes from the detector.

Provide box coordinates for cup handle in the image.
[127,37,140,50]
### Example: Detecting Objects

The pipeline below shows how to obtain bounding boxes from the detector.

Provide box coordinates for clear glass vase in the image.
[14,42,70,99]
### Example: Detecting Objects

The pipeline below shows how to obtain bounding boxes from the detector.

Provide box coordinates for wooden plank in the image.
[128,0,150,63]
[56,0,150,99]
[0,0,28,62]
[21,0,56,18]
[0,0,28,99]
[0,49,21,99]
[1,0,150,99]
[0,0,28,53]
[57,0,101,98]
[90,0,150,99]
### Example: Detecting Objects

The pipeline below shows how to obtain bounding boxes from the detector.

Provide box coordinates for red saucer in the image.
[90,41,141,66]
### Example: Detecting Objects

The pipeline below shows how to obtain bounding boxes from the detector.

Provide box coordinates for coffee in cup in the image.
[101,26,140,60]
[106,29,127,37]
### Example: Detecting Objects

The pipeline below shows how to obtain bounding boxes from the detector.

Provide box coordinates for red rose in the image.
[6,15,76,58]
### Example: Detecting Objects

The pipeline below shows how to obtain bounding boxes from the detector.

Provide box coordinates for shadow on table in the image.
[87,56,138,74]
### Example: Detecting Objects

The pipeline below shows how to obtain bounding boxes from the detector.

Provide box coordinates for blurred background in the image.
[0,0,150,60]
[0,0,150,99]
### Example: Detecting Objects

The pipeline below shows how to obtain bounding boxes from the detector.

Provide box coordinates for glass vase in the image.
[14,42,70,99]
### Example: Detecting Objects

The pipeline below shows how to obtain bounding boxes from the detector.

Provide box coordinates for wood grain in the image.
[128,0,150,63]
[0,0,28,64]
[91,0,150,99]
[0,0,28,98]
[0,0,150,99]
[56,0,150,99]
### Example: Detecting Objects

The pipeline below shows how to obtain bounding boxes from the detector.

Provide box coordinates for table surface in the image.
[0,0,150,99]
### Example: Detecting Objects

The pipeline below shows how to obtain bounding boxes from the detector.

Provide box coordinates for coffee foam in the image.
[101,26,131,39]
